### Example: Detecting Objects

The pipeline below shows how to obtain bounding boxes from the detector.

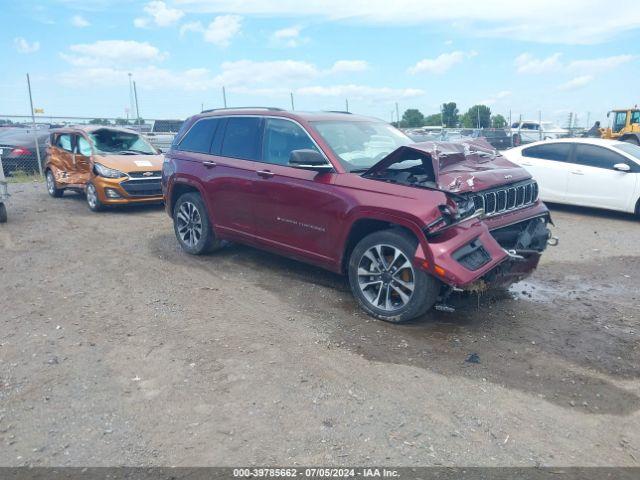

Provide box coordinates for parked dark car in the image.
[163,108,553,323]
[0,128,50,176]
[459,128,511,150]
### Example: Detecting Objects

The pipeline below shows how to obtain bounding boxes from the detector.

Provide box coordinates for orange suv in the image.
[45,126,164,211]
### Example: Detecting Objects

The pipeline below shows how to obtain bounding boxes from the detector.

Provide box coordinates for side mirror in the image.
[613,163,631,172]
[288,149,333,172]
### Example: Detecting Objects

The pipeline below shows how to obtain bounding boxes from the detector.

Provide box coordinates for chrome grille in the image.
[469,180,538,217]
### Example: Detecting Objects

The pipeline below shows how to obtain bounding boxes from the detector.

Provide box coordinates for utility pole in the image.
[26,73,43,178]
[345,99,349,113]
[128,73,134,121]
[538,110,542,141]
[395,102,400,126]
[477,107,480,129]
[222,86,227,108]
[290,92,295,111]
[133,81,141,127]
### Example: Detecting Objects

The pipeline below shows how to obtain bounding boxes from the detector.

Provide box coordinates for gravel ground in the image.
[0,182,638,467]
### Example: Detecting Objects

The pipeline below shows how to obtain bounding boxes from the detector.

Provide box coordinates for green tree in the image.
[424,113,442,126]
[400,109,425,128]
[115,118,131,125]
[491,114,507,128]
[461,105,492,128]
[89,118,111,125]
[441,102,459,127]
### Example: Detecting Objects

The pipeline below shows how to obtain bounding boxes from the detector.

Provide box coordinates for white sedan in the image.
[502,138,640,216]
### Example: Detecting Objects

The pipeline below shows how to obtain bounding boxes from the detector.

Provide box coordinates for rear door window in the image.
[573,144,626,170]
[177,118,221,154]
[522,143,571,162]
[262,118,319,166]
[220,117,263,161]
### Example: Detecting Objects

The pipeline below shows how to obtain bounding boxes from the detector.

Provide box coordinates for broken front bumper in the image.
[415,202,554,289]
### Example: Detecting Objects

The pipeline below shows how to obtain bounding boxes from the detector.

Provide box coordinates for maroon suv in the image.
[162,108,554,322]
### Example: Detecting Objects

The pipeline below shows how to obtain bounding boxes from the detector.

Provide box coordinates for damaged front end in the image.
[362,139,557,294]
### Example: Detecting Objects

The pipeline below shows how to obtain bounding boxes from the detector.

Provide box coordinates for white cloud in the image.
[61,40,167,67]
[134,17,150,28]
[136,1,184,27]
[408,51,472,75]
[479,90,511,106]
[558,75,593,91]
[14,37,40,54]
[215,60,319,87]
[567,54,635,72]
[180,15,242,46]
[270,25,308,47]
[173,0,640,44]
[514,53,562,74]
[179,20,204,36]
[71,14,90,27]
[328,60,369,74]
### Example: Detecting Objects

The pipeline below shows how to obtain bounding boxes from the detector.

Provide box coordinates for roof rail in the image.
[201,106,285,113]
[324,110,352,114]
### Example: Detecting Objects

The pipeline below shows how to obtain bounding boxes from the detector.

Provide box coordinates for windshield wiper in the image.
[118,149,152,155]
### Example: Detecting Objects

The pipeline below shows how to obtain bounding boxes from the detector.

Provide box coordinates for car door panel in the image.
[251,164,345,263]
[567,144,638,212]
[518,143,572,203]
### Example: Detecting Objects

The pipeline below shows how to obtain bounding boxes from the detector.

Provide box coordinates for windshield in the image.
[89,129,157,155]
[311,120,413,171]
[615,142,640,162]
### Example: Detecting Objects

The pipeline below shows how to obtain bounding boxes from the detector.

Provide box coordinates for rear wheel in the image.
[46,170,64,198]
[348,229,441,323]
[623,136,640,145]
[173,192,223,255]
[85,182,103,212]
[0,203,6,223]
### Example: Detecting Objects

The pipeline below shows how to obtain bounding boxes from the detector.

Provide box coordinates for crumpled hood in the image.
[364,139,530,194]
[94,154,164,173]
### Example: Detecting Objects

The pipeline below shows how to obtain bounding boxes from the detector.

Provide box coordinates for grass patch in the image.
[4,171,44,184]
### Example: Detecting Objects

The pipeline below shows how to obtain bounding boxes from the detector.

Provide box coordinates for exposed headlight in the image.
[94,163,127,179]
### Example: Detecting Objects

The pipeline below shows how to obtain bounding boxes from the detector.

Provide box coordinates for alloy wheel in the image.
[176,201,203,248]
[86,184,98,209]
[46,171,55,195]
[357,244,415,311]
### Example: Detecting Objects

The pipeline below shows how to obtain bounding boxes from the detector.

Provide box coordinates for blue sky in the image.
[2,0,639,126]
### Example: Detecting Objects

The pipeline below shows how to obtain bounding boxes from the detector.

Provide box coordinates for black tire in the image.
[348,229,441,323]
[623,136,640,145]
[635,198,640,219]
[0,203,6,223]
[173,192,223,255]
[85,182,103,212]
[45,170,64,198]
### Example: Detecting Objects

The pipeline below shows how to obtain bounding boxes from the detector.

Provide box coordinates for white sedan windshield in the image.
[311,120,413,171]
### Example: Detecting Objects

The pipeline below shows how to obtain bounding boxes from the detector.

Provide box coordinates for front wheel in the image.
[85,182,103,212]
[46,170,64,198]
[0,203,6,223]
[173,192,223,255]
[348,229,441,323]
[624,136,640,145]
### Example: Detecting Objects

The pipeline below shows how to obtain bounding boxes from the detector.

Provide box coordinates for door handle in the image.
[203,161,217,169]
[570,170,584,175]
[521,162,533,166]
[257,170,274,179]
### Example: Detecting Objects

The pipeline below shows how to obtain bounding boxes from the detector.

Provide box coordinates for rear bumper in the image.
[415,201,552,289]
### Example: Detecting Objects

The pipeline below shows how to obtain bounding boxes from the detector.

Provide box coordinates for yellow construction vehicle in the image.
[601,108,640,144]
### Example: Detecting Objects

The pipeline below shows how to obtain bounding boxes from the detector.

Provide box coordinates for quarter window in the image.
[573,144,626,170]
[56,134,73,152]
[220,117,262,161]
[177,118,221,154]
[262,118,319,166]
[522,143,571,162]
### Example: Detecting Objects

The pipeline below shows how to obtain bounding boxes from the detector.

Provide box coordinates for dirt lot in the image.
[0,182,638,466]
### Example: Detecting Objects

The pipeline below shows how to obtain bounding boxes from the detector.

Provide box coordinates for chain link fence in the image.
[1,112,590,178]
[0,115,182,178]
